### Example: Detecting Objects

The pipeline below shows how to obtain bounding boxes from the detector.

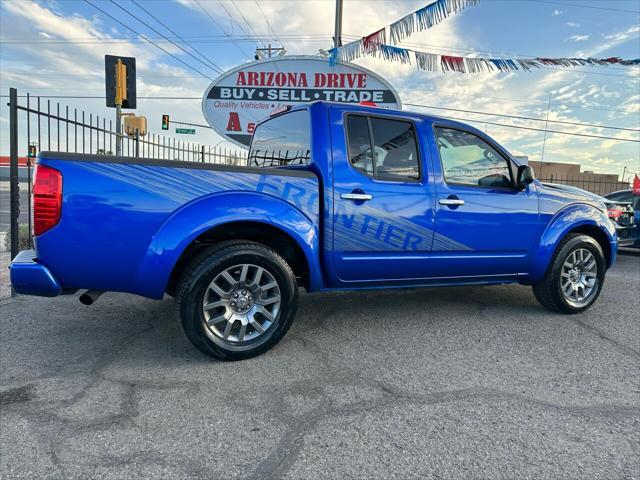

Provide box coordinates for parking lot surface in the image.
[1,253,639,479]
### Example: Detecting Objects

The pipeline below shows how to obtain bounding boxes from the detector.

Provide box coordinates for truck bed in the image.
[31,152,320,298]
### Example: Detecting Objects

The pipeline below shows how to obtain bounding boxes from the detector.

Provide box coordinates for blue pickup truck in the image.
[10,101,617,360]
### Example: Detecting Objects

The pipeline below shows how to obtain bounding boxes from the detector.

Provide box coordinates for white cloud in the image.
[552,9,563,16]
[569,34,590,42]
[565,22,580,28]
[0,0,638,175]
[603,25,640,42]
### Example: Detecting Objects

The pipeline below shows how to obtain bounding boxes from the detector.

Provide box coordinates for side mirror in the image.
[517,165,535,190]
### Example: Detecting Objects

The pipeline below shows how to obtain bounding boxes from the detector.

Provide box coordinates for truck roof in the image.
[278,100,484,134]
[264,100,508,160]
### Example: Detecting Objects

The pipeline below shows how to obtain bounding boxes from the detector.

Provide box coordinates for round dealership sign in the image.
[202,55,401,147]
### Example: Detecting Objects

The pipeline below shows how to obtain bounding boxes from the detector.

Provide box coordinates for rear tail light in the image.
[33,164,62,236]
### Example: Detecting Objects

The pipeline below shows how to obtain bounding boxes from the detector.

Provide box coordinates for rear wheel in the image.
[532,234,606,314]
[177,241,298,360]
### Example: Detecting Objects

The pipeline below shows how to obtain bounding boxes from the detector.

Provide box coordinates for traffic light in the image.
[28,145,37,158]
[162,114,170,130]
[104,55,136,109]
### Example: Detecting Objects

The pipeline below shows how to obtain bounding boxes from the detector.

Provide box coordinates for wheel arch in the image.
[530,203,616,282]
[134,191,322,298]
[166,221,313,296]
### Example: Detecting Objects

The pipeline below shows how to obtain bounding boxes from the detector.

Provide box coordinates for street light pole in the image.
[334,0,343,48]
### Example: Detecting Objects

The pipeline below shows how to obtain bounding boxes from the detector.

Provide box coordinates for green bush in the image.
[3,224,32,252]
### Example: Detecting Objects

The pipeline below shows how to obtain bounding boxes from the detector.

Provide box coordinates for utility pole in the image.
[539,92,553,177]
[334,0,343,48]
[254,44,286,60]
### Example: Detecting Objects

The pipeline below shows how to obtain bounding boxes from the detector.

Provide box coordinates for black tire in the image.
[532,233,606,314]
[176,241,298,360]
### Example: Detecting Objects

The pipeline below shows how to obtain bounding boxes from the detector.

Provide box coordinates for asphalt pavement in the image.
[1,253,639,479]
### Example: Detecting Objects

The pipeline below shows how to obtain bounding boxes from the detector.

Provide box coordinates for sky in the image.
[0,0,639,180]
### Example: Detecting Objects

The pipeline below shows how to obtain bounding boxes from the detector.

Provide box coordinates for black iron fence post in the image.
[9,88,20,266]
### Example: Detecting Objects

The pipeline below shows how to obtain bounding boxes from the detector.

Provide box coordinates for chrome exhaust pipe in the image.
[79,289,105,305]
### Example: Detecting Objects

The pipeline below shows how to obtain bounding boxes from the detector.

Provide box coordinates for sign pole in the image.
[115,104,122,156]
[9,88,19,265]
[114,58,127,156]
[334,0,343,48]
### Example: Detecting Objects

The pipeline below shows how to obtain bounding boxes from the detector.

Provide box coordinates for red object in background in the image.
[633,174,640,195]
[33,164,62,236]
[359,101,378,107]
[0,156,28,166]
[607,207,623,221]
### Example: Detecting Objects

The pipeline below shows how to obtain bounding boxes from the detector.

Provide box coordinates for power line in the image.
[83,0,215,81]
[3,93,638,143]
[4,67,635,116]
[403,102,640,132]
[230,0,260,37]
[130,0,223,73]
[254,0,283,46]
[526,0,640,14]
[194,0,251,57]
[406,102,640,143]
[216,0,247,34]
[0,36,330,46]
[108,0,223,74]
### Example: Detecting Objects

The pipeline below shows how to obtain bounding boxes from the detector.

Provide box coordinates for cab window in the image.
[249,110,311,167]
[346,115,420,181]
[435,127,513,189]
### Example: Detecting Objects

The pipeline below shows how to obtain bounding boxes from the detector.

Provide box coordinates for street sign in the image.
[105,55,137,109]
[176,128,196,134]
[202,55,401,147]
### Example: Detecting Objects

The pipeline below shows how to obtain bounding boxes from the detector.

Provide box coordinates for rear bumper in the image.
[9,250,62,297]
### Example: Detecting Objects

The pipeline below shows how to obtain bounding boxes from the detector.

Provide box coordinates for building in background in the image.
[529,160,628,195]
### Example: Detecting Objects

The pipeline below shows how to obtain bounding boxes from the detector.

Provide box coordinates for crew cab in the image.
[10,102,617,360]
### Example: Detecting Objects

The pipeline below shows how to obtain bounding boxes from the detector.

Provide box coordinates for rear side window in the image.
[249,110,311,167]
[606,192,632,203]
[346,116,373,175]
[435,127,513,189]
[345,115,420,181]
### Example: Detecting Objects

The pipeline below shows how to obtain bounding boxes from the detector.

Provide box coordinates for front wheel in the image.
[532,233,606,314]
[177,241,298,360]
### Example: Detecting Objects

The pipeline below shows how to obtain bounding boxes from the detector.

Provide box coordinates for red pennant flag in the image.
[633,174,640,195]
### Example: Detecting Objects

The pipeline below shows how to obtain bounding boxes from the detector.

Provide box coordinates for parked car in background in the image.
[605,189,640,248]
[542,183,637,248]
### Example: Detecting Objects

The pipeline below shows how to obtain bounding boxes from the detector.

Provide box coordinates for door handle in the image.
[341,192,373,201]
[439,198,465,206]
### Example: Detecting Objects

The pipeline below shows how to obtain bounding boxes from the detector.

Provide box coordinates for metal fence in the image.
[247,148,311,167]
[537,175,629,196]
[3,88,247,283]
